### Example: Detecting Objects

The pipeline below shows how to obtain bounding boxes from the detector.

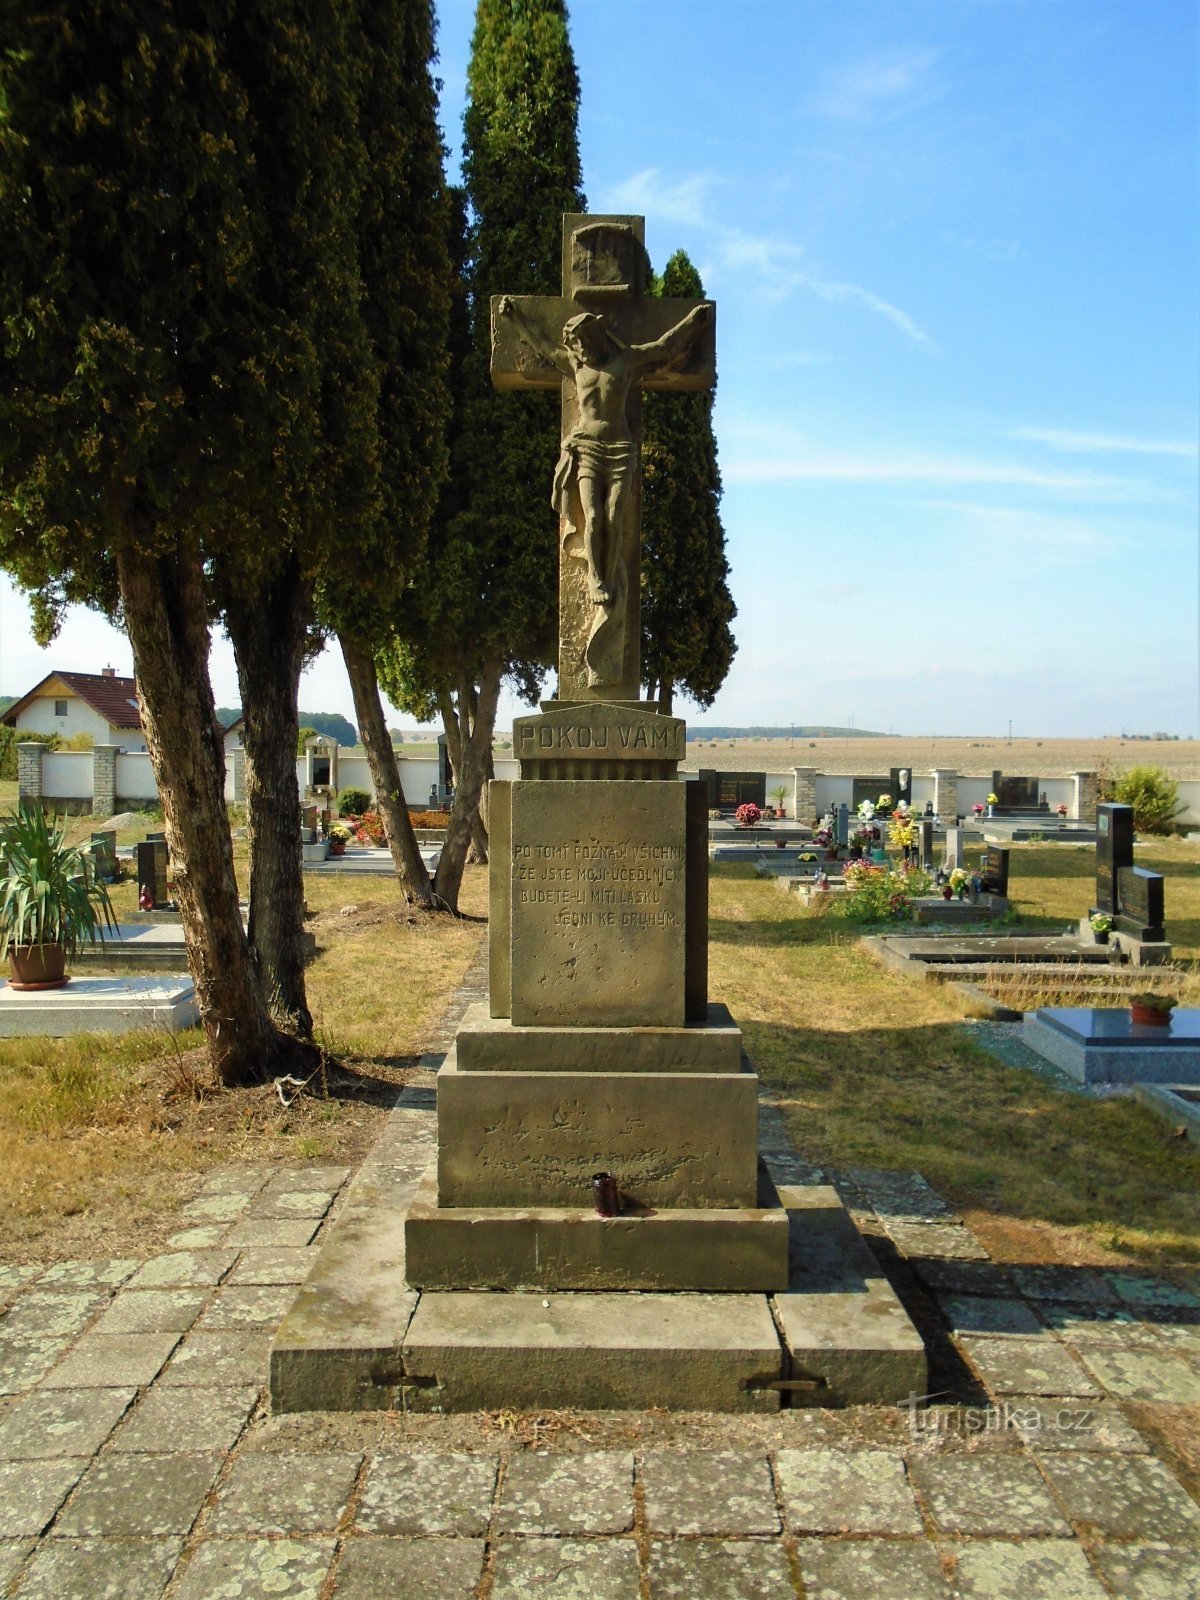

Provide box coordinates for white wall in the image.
[40,751,93,800]
[115,751,159,802]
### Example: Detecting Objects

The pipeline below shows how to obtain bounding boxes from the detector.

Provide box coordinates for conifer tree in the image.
[394,0,585,911]
[641,252,737,714]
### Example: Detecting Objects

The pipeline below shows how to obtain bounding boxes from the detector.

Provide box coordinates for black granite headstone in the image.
[981,845,1010,897]
[834,804,849,849]
[700,770,767,810]
[1116,865,1165,942]
[993,773,1040,810]
[851,777,890,811]
[136,839,169,908]
[1095,803,1134,915]
[918,818,934,871]
[89,830,118,883]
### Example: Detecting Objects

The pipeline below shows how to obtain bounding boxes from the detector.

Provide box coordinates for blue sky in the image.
[2,0,1196,735]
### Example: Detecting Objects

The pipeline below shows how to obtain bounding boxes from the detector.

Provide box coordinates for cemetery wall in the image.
[15,739,1200,826]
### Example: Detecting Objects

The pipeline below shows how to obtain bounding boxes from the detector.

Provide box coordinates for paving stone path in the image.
[0,960,1197,1597]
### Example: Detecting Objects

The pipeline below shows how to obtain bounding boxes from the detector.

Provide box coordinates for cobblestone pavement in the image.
[0,966,1197,1596]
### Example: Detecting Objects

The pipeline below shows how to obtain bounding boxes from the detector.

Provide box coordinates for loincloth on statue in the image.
[552,434,636,542]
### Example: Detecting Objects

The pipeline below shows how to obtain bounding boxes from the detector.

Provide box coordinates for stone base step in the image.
[404,1164,789,1291]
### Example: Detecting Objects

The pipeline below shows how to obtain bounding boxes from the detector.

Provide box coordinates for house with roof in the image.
[1,667,147,750]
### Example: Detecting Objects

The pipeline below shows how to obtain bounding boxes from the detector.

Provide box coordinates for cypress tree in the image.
[641,251,737,713]
[391,0,585,912]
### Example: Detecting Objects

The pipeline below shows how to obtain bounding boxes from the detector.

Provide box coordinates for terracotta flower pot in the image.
[329,841,347,857]
[1130,1003,1171,1027]
[7,943,69,990]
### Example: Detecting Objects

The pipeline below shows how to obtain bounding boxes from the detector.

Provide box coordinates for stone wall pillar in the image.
[16,742,43,804]
[230,746,247,806]
[1073,771,1098,825]
[792,767,818,825]
[92,744,118,818]
[932,769,959,821]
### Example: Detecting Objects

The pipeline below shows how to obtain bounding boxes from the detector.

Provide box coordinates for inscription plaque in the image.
[981,845,1010,897]
[510,781,686,1027]
[698,770,767,811]
[1115,865,1165,941]
[851,777,890,811]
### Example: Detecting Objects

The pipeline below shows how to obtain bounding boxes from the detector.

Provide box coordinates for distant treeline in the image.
[218,707,359,748]
[686,725,885,741]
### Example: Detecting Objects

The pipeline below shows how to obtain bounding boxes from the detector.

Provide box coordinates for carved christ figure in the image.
[496,296,712,610]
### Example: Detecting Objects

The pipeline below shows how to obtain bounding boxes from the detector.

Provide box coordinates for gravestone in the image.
[136,839,169,909]
[917,818,934,871]
[273,211,926,1417]
[1116,865,1165,942]
[980,845,1010,898]
[890,767,913,807]
[851,777,889,811]
[90,830,119,883]
[1095,803,1134,915]
[992,772,1043,812]
[835,803,850,850]
[944,825,965,871]
[697,769,767,812]
[437,733,453,801]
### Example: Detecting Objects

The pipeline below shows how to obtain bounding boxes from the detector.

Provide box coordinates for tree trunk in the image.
[224,556,313,1035]
[659,679,674,715]
[115,538,316,1087]
[434,657,501,912]
[340,635,436,909]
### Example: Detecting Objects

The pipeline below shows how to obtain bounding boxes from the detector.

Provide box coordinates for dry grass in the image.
[0,854,489,1259]
[709,860,1200,1268]
[682,733,1200,780]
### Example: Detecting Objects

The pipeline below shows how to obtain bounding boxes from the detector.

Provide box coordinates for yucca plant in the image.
[0,802,116,962]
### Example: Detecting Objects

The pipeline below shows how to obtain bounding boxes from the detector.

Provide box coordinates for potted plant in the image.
[948,867,970,900]
[0,802,116,989]
[972,802,985,818]
[734,802,762,829]
[1056,802,1069,819]
[986,791,999,818]
[327,822,352,857]
[1128,991,1177,1027]
[769,784,788,820]
[1089,912,1112,945]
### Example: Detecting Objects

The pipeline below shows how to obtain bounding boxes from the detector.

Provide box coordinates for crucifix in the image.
[490,213,715,703]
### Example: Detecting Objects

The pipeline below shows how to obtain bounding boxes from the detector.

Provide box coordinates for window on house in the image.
[54,699,68,717]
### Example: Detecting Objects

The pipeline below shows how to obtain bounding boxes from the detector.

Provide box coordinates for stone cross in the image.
[490,213,715,703]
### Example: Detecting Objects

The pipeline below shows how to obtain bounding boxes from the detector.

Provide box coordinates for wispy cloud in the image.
[1010,426,1198,460]
[604,167,717,229]
[723,444,1138,495]
[795,273,936,349]
[918,498,1120,553]
[816,49,942,123]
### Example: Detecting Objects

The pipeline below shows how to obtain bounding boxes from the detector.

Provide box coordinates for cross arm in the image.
[490,294,571,390]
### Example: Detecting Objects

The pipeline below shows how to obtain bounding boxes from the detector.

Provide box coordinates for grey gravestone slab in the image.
[355,1452,497,1536]
[947,1539,1110,1599]
[128,1250,237,1290]
[496,1451,634,1535]
[332,1536,486,1600]
[0,1456,88,1535]
[93,1288,211,1336]
[170,1537,333,1600]
[112,1385,258,1454]
[208,1450,361,1534]
[962,1336,1099,1397]
[160,1330,271,1388]
[0,1386,135,1459]
[490,1537,641,1600]
[52,1452,221,1537]
[1024,1008,1200,1086]
[638,1449,778,1535]
[794,1539,950,1600]
[16,1536,182,1600]
[1090,1545,1200,1599]
[252,1190,336,1220]
[774,1447,921,1534]
[909,1452,1070,1535]
[0,976,198,1037]
[883,1220,988,1261]
[647,1539,797,1599]
[1077,1346,1200,1404]
[1039,1454,1200,1542]
[41,1331,180,1389]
